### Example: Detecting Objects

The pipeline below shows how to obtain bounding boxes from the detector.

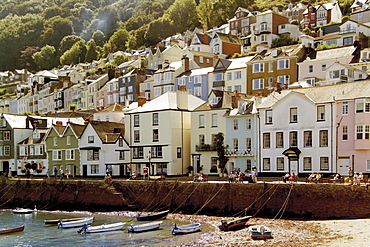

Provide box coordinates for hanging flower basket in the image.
[21,169,26,173]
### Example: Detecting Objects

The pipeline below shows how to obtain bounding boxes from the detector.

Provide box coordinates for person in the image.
[29,168,33,178]
[130,171,137,180]
[283,172,290,183]
[352,172,359,191]
[59,168,64,180]
[104,174,109,184]
[289,172,296,183]
[358,172,364,185]
[8,167,11,178]
[108,167,113,176]
[252,169,258,183]
[65,168,69,179]
[333,172,341,184]
[106,168,109,175]
[54,167,58,179]
[228,172,235,183]
[46,169,50,179]
[308,172,316,183]
[348,167,354,185]
[198,173,204,182]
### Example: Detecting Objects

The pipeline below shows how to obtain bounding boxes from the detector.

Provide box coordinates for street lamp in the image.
[148,150,151,176]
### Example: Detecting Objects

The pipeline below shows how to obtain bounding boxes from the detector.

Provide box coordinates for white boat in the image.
[12,208,33,214]
[78,222,125,234]
[249,225,273,239]
[171,223,201,235]
[127,221,162,233]
[58,217,95,228]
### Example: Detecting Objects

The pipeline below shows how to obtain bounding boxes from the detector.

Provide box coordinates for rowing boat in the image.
[218,216,252,231]
[249,225,273,239]
[136,210,169,221]
[12,208,33,214]
[58,217,95,228]
[78,222,125,234]
[171,223,201,235]
[127,221,162,233]
[0,225,25,234]
[44,218,85,225]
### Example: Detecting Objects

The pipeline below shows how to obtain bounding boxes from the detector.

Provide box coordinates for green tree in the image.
[42,6,70,19]
[60,40,87,65]
[111,54,128,67]
[215,132,229,175]
[108,28,129,52]
[92,30,106,47]
[197,0,214,29]
[145,17,176,46]
[59,35,84,54]
[85,39,98,62]
[166,0,199,32]
[40,16,73,49]
[32,45,58,70]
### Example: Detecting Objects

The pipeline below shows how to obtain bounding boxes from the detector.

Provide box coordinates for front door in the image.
[337,157,350,175]
[3,161,9,176]
[82,165,87,177]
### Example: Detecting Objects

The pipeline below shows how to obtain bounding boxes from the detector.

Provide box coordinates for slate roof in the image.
[195,90,253,111]
[89,121,125,144]
[300,46,355,63]
[68,123,86,138]
[98,103,125,113]
[2,114,28,129]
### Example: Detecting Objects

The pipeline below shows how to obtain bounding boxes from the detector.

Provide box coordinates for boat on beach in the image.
[218,216,252,231]
[171,223,201,235]
[249,225,272,239]
[0,225,25,234]
[136,210,169,221]
[58,217,95,228]
[78,222,125,234]
[12,208,33,214]
[127,221,163,233]
[44,218,85,225]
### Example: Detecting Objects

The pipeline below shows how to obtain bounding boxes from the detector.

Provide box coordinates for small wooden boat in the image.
[136,210,169,221]
[218,216,252,231]
[249,225,272,239]
[0,225,25,234]
[44,218,85,225]
[127,221,162,233]
[58,217,95,228]
[78,222,125,234]
[12,208,33,214]
[171,223,201,235]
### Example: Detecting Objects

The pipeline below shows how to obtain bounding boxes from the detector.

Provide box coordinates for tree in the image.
[85,39,98,62]
[145,17,177,46]
[20,46,40,72]
[59,35,84,54]
[197,0,214,29]
[215,132,229,175]
[40,16,73,49]
[92,30,106,47]
[32,45,58,70]
[166,0,199,32]
[60,40,87,65]
[111,54,128,67]
[108,28,129,52]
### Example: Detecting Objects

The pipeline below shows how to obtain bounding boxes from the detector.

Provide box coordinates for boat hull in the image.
[249,225,272,239]
[136,210,169,221]
[58,217,95,228]
[12,209,33,214]
[0,225,25,234]
[219,216,252,231]
[84,222,125,233]
[127,221,162,233]
[44,218,85,225]
[171,223,201,235]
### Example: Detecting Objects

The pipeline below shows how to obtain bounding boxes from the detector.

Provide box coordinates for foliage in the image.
[111,54,129,67]
[92,30,106,47]
[60,40,87,65]
[145,17,177,46]
[215,132,229,174]
[32,45,58,70]
[85,39,99,63]
[166,0,199,32]
[59,35,84,54]
[108,28,129,52]
[271,36,297,48]
[315,43,337,51]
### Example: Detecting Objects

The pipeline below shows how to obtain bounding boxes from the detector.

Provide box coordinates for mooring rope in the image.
[273,183,294,220]
[172,182,202,213]
[193,184,225,216]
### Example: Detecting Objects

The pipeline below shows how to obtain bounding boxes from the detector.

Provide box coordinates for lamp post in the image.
[148,150,151,176]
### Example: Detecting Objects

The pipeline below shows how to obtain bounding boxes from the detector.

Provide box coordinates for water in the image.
[0,210,211,247]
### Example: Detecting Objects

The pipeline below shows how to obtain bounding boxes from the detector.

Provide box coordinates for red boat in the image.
[0,225,25,234]
[218,216,252,231]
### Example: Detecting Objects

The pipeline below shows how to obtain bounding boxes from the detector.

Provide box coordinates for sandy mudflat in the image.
[168,214,370,246]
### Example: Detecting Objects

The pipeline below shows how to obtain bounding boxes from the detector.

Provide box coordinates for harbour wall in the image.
[1,178,369,219]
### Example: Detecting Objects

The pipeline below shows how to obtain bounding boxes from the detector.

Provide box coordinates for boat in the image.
[171,223,201,235]
[136,210,169,221]
[12,208,33,214]
[249,225,272,239]
[57,217,95,228]
[0,225,25,234]
[127,221,162,233]
[218,216,252,231]
[44,218,85,225]
[78,222,125,234]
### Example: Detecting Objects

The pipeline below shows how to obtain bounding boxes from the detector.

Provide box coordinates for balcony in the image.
[196,144,217,152]
[255,27,271,35]
[339,27,356,34]
[225,148,253,156]
[213,80,225,88]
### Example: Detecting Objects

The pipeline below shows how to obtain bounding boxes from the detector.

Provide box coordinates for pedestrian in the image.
[65,168,69,179]
[54,167,58,179]
[59,168,64,180]
[46,169,50,179]
[348,167,354,185]
[8,167,11,178]
[108,167,113,176]
[106,168,109,175]
[252,169,258,183]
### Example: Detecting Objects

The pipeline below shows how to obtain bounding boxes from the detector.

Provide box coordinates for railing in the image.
[225,149,253,156]
[196,144,217,152]
[254,27,271,35]
[339,27,356,34]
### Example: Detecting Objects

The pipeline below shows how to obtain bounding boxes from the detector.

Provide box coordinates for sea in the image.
[0,209,211,247]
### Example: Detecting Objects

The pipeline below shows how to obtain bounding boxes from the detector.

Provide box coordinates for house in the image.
[79,121,129,177]
[337,20,370,47]
[87,74,109,109]
[247,44,304,96]
[125,89,205,176]
[147,45,183,70]
[95,84,108,111]
[324,62,369,85]
[298,46,356,84]
[182,48,216,69]
[209,32,241,58]
[350,8,370,26]
[153,60,183,98]
[94,102,136,123]
[190,90,250,176]
[302,1,342,29]
[283,3,307,23]
[188,32,212,53]
[229,7,257,36]
[224,56,254,94]
[350,0,370,14]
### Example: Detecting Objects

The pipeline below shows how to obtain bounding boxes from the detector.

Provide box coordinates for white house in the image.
[324,62,369,85]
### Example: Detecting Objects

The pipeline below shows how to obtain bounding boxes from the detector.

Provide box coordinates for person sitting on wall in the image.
[333,172,342,184]
[308,172,316,183]
[283,172,290,183]
[289,172,296,183]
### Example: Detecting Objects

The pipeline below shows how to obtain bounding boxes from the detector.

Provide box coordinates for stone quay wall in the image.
[1,178,369,219]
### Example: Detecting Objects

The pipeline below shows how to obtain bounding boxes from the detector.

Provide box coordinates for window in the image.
[276,132,284,148]
[278,75,289,85]
[317,105,325,121]
[356,125,370,139]
[290,108,298,123]
[66,136,71,145]
[309,65,313,73]
[234,71,242,79]
[87,136,94,143]
[199,115,205,128]
[268,78,273,89]
[342,102,348,115]
[277,158,284,170]
[53,137,58,146]
[290,131,297,147]
[199,56,203,63]
[278,59,289,69]
[151,146,162,157]
[177,147,182,158]
[245,118,251,130]
[134,115,140,127]
[213,73,223,81]
[319,130,328,147]
[269,62,274,72]
[119,151,125,160]
[153,129,159,141]
[66,149,75,160]
[253,63,264,73]
[133,147,144,158]
[246,138,251,150]
[211,157,218,167]
[304,131,312,147]
[233,138,238,149]
[304,157,312,171]
[153,113,158,125]
[343,36,353,46]
[3,145,10,156]
[212,134,217,146]
[227,72,232,81]
[246,159,252,171]
[320,157,329,170]
[252,78,264,89]
[233,119,238,130]
[342,126,348,140]
[91,165,99,174]
[263,158,270,170]
[52,150,62,160]
[199,135,205,145]
[263,133,270,148]
[234,85,241,92]
[265,110,272,124]
[134,130,140,142]
[212,114,218,127]
[322,64,326,72]
[87,149,99,160]
[356,99,370,113]
[194,87,201,97]
[3,131,10,140]
[261,34,267,42]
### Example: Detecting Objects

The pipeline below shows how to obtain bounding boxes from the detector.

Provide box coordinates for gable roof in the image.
[195,90,252,110]
[213,32,240,44]
[2,114,28,129]
[88,121,125,144]
[98,103,125,113]
[300,46,355,63]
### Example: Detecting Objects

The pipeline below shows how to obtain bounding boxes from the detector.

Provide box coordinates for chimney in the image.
[178,85,186,91]
[203,27,208,44]
[182,55,190,72]
[177,88,188,110]
[138,92,146,107]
